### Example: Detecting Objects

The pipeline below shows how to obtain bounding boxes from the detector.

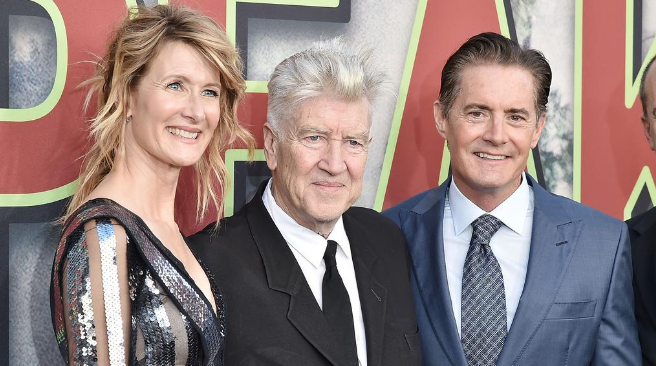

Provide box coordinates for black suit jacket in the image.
[189,182,421,366]
[627,207,656,366]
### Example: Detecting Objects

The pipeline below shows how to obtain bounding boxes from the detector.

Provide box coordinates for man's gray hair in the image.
[267,37,387,136]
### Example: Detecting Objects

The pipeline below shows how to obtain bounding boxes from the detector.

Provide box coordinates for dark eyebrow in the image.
[505,108,530,117]
[464,103,492,112]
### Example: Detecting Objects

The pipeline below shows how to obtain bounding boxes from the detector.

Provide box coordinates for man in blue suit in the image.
[384,32,641,365]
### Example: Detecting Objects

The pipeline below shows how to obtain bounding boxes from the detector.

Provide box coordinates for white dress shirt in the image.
[444,173,534,335]
[263,180,368,366]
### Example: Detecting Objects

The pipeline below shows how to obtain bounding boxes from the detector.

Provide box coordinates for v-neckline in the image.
[81,197,219,317]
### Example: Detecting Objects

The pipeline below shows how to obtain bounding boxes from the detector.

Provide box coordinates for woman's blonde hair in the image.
[65,5,254,224]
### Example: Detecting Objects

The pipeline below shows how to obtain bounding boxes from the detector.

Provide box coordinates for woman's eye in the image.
[202,89,219,97]
[167,82,181,91]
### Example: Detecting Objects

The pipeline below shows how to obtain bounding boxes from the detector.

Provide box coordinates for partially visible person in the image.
[384,32,641,365]
[189,39,421,366]
[50,5,254,365]
[627,54,656,366]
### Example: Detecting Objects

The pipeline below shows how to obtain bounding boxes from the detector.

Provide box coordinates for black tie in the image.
[322,240,358,366]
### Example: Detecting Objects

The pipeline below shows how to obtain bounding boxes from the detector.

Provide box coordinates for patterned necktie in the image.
[461,214,507,366]
[322,240,358,366]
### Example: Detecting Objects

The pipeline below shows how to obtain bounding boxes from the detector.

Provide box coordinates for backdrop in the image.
[1,0,655,364]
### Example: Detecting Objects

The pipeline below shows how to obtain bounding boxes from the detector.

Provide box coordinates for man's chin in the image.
[468,176,524,196]
[307,206,346,224]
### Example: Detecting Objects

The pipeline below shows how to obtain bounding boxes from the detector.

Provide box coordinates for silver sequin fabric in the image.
[97,219,127,366]
[65,231,99,364]
[137,228,222,364]
[51,199,225,366]
[136,275,176,364]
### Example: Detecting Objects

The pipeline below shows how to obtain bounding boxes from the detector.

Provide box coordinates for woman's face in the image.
[126,40,223,169]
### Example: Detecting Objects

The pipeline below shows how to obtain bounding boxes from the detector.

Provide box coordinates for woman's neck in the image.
[90,153,180,224]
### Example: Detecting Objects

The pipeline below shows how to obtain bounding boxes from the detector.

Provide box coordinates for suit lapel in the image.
[246,181,349,366]
[400,179,468,366]
[630,208,656,328]
[343,212,387,366]
[497,176,582,365]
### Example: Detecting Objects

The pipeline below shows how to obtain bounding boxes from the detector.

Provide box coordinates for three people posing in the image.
[51,5,648,366]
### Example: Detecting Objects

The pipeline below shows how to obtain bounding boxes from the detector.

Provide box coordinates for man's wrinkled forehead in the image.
[285,95,372,134]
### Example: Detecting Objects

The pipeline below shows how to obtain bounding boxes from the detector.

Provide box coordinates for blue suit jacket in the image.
[383,175,641,365]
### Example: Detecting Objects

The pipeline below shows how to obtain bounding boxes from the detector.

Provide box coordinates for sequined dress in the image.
[50,198,226,365]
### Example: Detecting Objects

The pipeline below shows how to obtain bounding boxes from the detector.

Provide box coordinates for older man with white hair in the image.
[189,39,421,366]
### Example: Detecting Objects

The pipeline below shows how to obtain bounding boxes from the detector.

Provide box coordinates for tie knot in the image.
[324,240,338,267]
[471,214,503,246]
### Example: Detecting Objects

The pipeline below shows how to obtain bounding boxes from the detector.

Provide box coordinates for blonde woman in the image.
[50,5,253,365]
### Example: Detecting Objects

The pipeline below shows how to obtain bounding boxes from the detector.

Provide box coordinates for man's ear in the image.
[263,122,278,171]
[530,112,547,149]
[642,116,656,151]
[434,101,448,139]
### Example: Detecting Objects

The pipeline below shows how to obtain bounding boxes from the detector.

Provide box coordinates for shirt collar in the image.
[449,172,531,236]
[262,179,351,269]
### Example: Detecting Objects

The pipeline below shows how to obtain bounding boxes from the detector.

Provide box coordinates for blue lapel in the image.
[399,178,468,366]
[497,175,583,365]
